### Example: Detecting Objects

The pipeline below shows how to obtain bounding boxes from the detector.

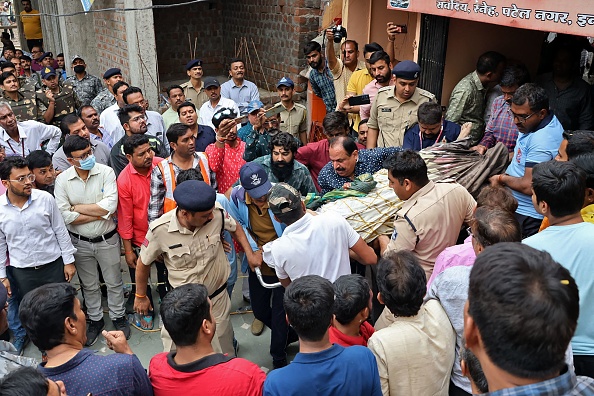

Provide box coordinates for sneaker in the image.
[13,335,29,356]
[85,318,105,347]
[113,316,131,340]
[251,318,264,336]
[272,358,287,370]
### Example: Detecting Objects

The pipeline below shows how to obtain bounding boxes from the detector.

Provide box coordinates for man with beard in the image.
[241,101,281,162]
[357,51,393,121]
[178,101,216,152]
[304,41,336,113]
[472,65,529,155]
[39,66,81,127]
[198,77,239,130]
[65,55,103,106]
[249,132,316,197]
[78,105,114,149]
[162,85,184,130]
[122,86,168,149]
[221,58,260,116]
[19,55,41,91]
[403,102,461,151]
[276,77,308,145]
[318,135,400,194]
[324,30,364,107]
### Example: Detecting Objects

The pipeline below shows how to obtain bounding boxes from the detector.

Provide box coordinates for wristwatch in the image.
[70,205,75,212]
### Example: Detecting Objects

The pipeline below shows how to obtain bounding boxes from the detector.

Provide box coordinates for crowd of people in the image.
[0,15,592,396]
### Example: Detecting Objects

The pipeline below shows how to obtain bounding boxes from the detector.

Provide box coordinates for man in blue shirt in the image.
[403,101,461,151]
[524,160,594,379]
[264,275,381,396]
[489,83,563,237]
[304,41,336,113]
[220,58,260,116]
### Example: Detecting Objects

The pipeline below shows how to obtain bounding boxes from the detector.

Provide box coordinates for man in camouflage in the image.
[65,55,103,106]
[90,68,123,115]
[19,55,41,91]
[0,71,43,122]
[0,61,36,93]
[38,66,81,127]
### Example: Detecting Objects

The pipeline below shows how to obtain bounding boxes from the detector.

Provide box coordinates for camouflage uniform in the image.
[37,81,82,127]
[242,124,272,162]
[0,341,37,378]
[21,73,41,91]
[90,87,116,115]
[1,89,43,122]
[65,72,103,106]
[18,76,38,93]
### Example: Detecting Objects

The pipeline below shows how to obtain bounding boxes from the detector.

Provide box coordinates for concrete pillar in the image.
[37,1,62,54]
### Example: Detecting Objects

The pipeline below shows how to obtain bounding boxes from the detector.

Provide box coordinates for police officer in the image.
[38,66,81,127]
[133,180,262,354]
[367,60,436,148]
[276,77,308,145]
[65,55,103,106]
[181,59,209,109]
[90,68,123,115]
[0,71,43,122]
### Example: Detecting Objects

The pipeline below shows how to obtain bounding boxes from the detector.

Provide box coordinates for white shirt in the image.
[54,163,118,238]
[100,105,169,151]
[146,110,169,151]
[0,189,76,276]
[198,97,240,130]
[263,212,360,282]
[0,121,61,156]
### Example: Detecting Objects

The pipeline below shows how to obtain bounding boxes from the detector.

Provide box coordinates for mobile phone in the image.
[348,94,371,106]
[234,115,248,124]
[264,105,284,118]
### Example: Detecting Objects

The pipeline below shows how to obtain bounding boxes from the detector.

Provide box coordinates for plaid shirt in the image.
[309,65,337,113]
[485,367,594,395]
[479,96,518,153]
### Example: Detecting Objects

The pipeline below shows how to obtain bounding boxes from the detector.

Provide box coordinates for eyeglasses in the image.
[5,174,35,183]
[130,114,147,123]
[70,146,94,161]
[213,108,237,122]
[509,110,537,124]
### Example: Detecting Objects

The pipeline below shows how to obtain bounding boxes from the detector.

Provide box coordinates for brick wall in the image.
[92,0,130,80]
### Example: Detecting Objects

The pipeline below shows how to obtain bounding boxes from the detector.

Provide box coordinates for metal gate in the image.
[418,14,449,103]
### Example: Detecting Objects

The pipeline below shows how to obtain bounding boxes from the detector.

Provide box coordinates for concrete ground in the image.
[21,259,298,373]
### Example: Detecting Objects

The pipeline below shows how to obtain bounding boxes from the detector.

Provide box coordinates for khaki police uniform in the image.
[386,181,476,280]
[2,90,42,122]
[38,82,81,127]
[368,86,435,148]
[181,80,208,109]
[140,202,236,354]
[279,102,307,139]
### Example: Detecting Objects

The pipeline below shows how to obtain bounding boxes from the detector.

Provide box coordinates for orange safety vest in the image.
[157,153,211,213]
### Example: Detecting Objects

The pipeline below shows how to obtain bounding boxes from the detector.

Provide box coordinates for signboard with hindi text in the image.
[387,0,594,36]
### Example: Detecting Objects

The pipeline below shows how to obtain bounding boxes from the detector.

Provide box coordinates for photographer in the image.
[325,26,364,107]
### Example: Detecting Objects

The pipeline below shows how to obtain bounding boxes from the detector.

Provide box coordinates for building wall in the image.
[93,0,131,80]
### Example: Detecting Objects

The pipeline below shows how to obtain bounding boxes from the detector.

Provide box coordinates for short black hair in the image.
[376,250,426,317]
[499,64,530,88]
[59,113,83,136]
[284,275,334,342]
[0,366,50,396]
[322,111,349,136]
[176,168,204,184]
[0,61,15,71]
[417,101,442,125]
[0,71,15,85]
[177,101,196,116]
[26,150,52,170]
[532,160,586,218]
[303,41,321,56]
[368,50,390,66]
[112,81,129,95]
[476,51,506,75]
[328,135,358,156]
[468,243,579,379]
[471,206,521,249]
[363,42,383,56]
[77,104,96,117]
[512,83,548,112]
[57,52,64,58]
[62,134,91,158]
[333,274,370,325]
[166,84,183,97]
[383,149,429,187]
[565,130,594,160]
[228,57,244,70]
[359,119,368,127]
[571,153,594,189]
[122,86,143,104]
[19,283,79,351]
[118,103,144,126]
[160,284,211,347]
[20,55,31,62]
[166,122,191,145]
[0,156,28,180]
[476,185,518,213]
[270,131,299,154]
[123,134,150,156]
[460,347,488,393]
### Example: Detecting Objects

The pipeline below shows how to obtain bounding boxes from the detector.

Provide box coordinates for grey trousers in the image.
[71,233,125,322]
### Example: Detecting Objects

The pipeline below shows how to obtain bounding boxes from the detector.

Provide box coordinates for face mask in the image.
[78,154,95,170]
[73,65,85,73]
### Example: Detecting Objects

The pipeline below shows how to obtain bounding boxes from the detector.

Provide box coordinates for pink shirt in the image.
[426,236,476,288]
[205,140,246,194]
[360,79,395,120]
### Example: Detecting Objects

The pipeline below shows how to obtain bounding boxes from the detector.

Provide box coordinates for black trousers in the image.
[514,212,542,239]
[449,381,471,396]
[11,257,66,301]
[574,355,594,379]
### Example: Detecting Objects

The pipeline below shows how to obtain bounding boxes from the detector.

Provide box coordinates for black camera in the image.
[331,24,347,43]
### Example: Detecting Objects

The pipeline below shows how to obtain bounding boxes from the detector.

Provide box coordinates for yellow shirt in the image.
[20,10,42,40]
[346,68,374,131]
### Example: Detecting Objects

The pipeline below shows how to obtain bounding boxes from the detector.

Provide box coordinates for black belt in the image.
[69,229,118,244]
[209,282,228,300]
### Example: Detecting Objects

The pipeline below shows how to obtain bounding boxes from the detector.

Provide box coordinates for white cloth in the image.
[262,212,360,282]
[54,163,118,238]
[0,121,61,156]
[99,103,123,142]
[0,189,76,277]
[198,97,240,130]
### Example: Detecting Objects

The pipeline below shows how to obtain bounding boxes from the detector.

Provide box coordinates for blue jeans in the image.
[224,231,238,297]
[6,269,25,339]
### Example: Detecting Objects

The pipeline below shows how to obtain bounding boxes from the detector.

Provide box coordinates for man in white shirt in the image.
[263,183,377,286]
[119,86,169,149]
[54,135,129,347]
[0,102,61,157]
[99,81,129,143]
[198,77,239,130]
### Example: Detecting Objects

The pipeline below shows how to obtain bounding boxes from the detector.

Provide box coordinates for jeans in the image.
[5,268,25,339]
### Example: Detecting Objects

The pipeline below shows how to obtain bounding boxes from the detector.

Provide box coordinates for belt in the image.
[69,228,118,244]
[209,282,228,300]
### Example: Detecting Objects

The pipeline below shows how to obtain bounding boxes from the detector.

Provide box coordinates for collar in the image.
[4,191,33,208]
[386,86,423,104]
[471,70,486,91]
[401,181,435,211]
[2,90,24,102]
[292,344,344,364]
[355,59,366,71]
[284,212,312,234]
[75,72,89,81]
[168,209,187,234]
[230,79,248,88]
[188,79,204,92]
[488,366,576,395]
[531,113,554,134]
[66,164,101,180]
[245,192,270,209]
[166,352,232,373]
[128,160,157,177]
[0,125,26,142]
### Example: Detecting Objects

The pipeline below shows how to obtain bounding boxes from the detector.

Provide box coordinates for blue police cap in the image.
[173,180,216,212]
[239,162,272,199]
[276,77,294,88]
[392,60,421,80]
[185,59,203,71]
[41,66,57,79]
[103,68,122,79]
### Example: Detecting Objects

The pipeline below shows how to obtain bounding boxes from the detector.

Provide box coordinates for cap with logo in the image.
[268,183,302,215]
[41,66,57,79]
[186,59,203,71]
[38,52,53,62]
[173,180,216,212]
[239,162,272,199]
[203,76,220,88]
[392,60,421,80]
[103,68,122,80]
[246,100,264,114]
[276,77,294,88]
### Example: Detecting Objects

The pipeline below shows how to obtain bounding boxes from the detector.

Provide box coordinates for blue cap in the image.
[203,76,220,88]
[38,51,53,62]
[41,66,57,79]
[276,77,294,88]
[392,60,421,80]
[240,162,272,199]
[173,180,216,212]
[185,59,203,70]
[103,67,122,79]
[246,100,264,114]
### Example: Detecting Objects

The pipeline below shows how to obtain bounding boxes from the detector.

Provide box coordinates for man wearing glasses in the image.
[0,156,76,354]
[489,83,564,238]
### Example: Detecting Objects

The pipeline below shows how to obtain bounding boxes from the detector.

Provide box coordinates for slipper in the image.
[131,312,155,331]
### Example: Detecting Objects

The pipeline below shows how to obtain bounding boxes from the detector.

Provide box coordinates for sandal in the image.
[131,312,155,331]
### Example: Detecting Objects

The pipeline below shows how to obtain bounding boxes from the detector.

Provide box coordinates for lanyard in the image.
[6,137,25,157]
[420,124,444,149]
